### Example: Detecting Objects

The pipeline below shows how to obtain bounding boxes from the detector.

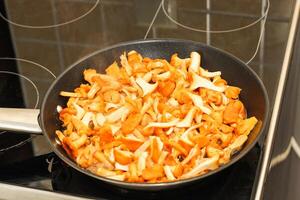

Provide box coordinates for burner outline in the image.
[143,0,270,65]
[0,0,100,29]
[161,0,269,33]
[0,57,56,152]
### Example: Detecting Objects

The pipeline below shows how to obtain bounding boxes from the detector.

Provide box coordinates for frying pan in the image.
[0,39,269,190]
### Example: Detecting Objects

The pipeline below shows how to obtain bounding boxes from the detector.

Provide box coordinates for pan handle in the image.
[0,108,42,134]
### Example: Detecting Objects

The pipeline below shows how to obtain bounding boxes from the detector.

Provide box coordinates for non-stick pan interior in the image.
[41,39,269,190]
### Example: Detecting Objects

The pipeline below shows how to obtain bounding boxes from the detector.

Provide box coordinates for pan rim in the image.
[41,38,270,189]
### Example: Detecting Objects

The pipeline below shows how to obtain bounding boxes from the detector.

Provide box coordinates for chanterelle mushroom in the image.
[190,72,225,92]
[136,77,158,97]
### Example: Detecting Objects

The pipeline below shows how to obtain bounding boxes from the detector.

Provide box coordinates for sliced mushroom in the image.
[107,174,125,181]
[137,152,148,176]
[115,162,129,171]
[105,106,130,123]
[120,53,132,76]
[105,103,120,112]
[87,82,101,99]
[158,151,169,165]
[110,124,121,135]
[81,112,94,126]
[136,77,158,97]
[199,67,221,78]
[141,97,154,114]
[182,144,199,165]
[145,118,180,129]
[167,97,179,107]
[189,52,201,73]
[181,156,219,179]
[96,113,106,126]
[227,135,248,153]
[71,102,84,119]
[190,72,225,92]
[164,165,176,181]
[155,71,171,81]
[176,107,197,128]
[143,71,153,82]
[187,92,211,115]
[134,139,151,157]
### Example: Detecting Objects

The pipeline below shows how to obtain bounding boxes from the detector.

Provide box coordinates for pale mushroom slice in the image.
[221,93,229,105]
[141,97,154,114]
[115,162,129,171]
[187,92,211,115]
[199,67,221,78]
[189,52,201,73]
[182,144,199,165]
[73,102,85,119]
[153,97,159,114]
[96,113,106,126]
[166,127,174,135]
[145,118,180,129]
[181,156,219,179]
[176,107,197,128]
[81,112,94,126]
[181,124,202,137]
[105,106,130,123]
[137,151,148,176]
[136,77,158,97]
[110,124,121,135]
[134,139,151,157]
[143,71,153,82]
[158,151,169,165]
[96,167,117,177]
[190,72,225,92]
[130,77,143,97]
[164,165,176,181]
[108,175,126,181]
[226,135,248,154]
[105,103,120,112]
[167,97,179,107]
[155,71,171,81]
[94,152,114,170]
[87,82,101,99]
[120,53,132,76]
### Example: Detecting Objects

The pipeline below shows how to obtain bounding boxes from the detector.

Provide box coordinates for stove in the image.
[0,0,298,200]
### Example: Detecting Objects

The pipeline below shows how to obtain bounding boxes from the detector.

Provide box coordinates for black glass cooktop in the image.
[0,146,261,200]
[0,0,298,199]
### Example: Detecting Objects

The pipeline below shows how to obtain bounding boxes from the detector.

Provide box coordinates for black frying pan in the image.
[0,39,269,191]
